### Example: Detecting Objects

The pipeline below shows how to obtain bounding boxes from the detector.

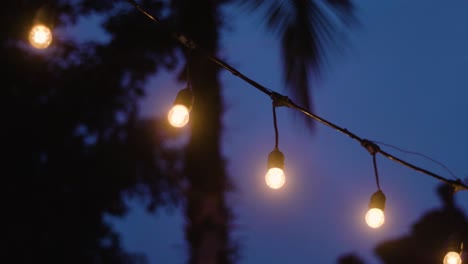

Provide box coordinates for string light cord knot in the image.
[270,92,291,108]
[174,32,197,50]
[361,139,380,155]
[124,0,468,192]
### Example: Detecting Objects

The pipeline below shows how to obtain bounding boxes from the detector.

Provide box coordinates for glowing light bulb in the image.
[366,190,386,228]
[444,251,462,264]
[265,149,285,190]
[29,24,52,49]
[168,104,190,127]
[365,208,385,228]
[265,167,285,189]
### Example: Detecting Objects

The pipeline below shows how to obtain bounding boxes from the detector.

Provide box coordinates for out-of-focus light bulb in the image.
[168,104,190,127]
[265,167,285,189]
[444,251,462,264]
[168,88,193,128]
[365,208,385,228]
[29,24,52,49]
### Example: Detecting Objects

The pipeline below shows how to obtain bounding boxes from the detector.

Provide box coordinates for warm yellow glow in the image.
[265,167,285,189]
[29,24,52,49]
[365,208,385,228]
[444,251,462,264]
[168,104,190,127]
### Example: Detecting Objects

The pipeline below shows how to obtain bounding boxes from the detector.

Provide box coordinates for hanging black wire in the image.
[186,50,192,90]
[125,0,160,23]
[371,140,458,180]
[372,154,381,190]
[272,103,279,149]
[124,0,468,191]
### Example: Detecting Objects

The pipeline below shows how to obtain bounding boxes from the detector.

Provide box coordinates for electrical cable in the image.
[124,0,468,191]
[372,154,381,190]
[186,50,192,90]
[272,103,279,149]
[125,0,160,23]
[371,140,458,180]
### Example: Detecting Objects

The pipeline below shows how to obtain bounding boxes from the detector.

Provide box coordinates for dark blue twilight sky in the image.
[72,1,468,263]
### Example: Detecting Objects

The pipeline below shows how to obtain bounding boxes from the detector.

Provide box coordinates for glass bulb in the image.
[29,24,52,49]
[168,104,190,127]
[444,251,462,264]
[265,167,285,189]
[365,208,385,228]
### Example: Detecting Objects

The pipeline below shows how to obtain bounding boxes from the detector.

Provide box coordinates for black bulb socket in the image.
[267,149,284,170]
[173,88,193,110]
[33,5,56,28]
[446,234,464,253]
[369,190,386,211]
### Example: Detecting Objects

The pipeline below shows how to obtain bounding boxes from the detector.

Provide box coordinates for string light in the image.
[361,141,386,229]
[28,5,54,50]
[444,216,464,264]
[444,240,463,264]
[365,190,386,228]
[121,0,468,259]
[168,88,193,128]
[265,104,285,189]
[168,51,194,128]
[126,0,467,217]
[125,0,468,194]
[29,24,52,49]
[125,0,468,191]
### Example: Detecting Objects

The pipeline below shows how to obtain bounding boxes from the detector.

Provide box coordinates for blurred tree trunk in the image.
[185,53,233,264]
[171,1,354,263]
[174,1,234,263]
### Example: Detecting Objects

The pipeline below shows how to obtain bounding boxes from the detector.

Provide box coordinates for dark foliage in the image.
[338,254,366,264]
[337,184,467,264]
[238,0,355,128]
[375,185,467,264]
[3,0,355,263]
[2,1,182,263]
